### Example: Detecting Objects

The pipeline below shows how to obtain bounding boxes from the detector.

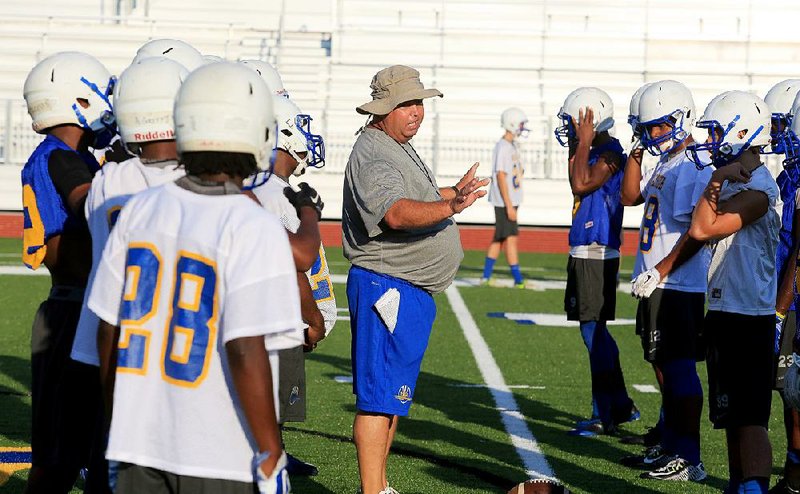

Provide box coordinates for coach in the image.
[342,65,487,494]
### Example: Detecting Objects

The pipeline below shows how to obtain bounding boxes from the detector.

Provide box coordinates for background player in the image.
[92,62,298,492]
[481,107,528,287]
[623,80,710,481]
[555,87,638,438]
[21,51,115,493]
[250,95,335,477]
[686,90,778,494]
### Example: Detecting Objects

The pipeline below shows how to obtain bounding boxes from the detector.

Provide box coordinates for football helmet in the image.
[687,90,770,168]
[273,96,325,176]
[554,87,614,147]
[501,107,529,138]
[174,62,276,170]
[780,96,800,184]
[202,54,223,65]
[114,57,188,153]
[23,51,116,147]
[764,79,800,154]
[638,80,696,156]
[628,82,653,137]
[132,39,204,71]
[240,60,289,98]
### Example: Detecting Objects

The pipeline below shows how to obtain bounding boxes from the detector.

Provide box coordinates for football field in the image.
[0,237,789,493]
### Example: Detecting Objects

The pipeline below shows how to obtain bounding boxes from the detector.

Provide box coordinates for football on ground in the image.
[507,479,572,494]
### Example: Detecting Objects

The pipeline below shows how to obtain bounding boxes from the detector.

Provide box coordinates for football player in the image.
[481,107,529,288]
[71,57,189,368]
[766,81,800,494]
[249,95,335,477]
[622,80,711,481]
[687,90,779,494]
[21,51,115,494]
[92,62,299,493]
[554,87,638,438]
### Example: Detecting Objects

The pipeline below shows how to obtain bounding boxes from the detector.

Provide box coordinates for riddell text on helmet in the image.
[134,129,174,141]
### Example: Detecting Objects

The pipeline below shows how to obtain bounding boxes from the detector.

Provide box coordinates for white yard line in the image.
[632,384,659,393]
[445,285,556,481]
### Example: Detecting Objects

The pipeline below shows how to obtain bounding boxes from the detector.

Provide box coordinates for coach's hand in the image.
[449,163,489,214]
[284,183,324,220]
[631,268,661,299]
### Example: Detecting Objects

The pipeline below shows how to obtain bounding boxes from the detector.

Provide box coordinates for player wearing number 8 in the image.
[91,62,300,493]
[621,80,711,481]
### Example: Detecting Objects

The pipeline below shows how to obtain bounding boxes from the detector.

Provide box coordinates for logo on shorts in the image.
[569,297,576,309]
[711,288,722,299]
[394,385,413,404]
[717,393,729,410]
[584,220,594,229]
[289,385,300,406]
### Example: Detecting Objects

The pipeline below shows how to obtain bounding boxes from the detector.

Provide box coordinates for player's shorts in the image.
[564,256,618,321]
[493,206,519,241]
[636,288,705,364]
[347,265,436,417]
[115,463,256,494]
[775,310,797,390]
[277,345,306,423]
[705,310,773,429]
[30,286,103,469]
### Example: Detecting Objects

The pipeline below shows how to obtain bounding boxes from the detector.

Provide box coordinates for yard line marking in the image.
[448,384,546,390]
[445,285,555,481]
[0,266,47,276]
[487,312,636,327]
[633,384,659,393]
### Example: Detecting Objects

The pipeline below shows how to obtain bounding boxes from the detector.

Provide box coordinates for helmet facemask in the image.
[554,113,576,147]
[640,109,691,156]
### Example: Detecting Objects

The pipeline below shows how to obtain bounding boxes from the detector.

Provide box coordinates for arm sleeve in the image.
[221,214,303,344]
[352,161,406,237]
[48,149,93,206]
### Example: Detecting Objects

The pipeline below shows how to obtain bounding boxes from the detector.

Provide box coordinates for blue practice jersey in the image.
[569,139,626,250]
[20,135,99,269]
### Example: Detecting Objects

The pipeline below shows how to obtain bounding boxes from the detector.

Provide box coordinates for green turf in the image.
[0,244,790,492]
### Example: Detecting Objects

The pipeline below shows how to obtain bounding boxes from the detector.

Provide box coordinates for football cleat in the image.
[640,457,706,482]
[620,445,669,469]
[619,425,661,447]
[285,453,318,477]
[770,477,800,494]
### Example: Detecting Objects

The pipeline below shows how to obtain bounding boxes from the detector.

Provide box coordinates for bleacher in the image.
[1,0,799,227]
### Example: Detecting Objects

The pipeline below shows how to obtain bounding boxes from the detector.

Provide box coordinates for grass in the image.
[0,237,790,493]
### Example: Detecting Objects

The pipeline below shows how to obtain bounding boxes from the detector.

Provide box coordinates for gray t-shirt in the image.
[342,127,463,293]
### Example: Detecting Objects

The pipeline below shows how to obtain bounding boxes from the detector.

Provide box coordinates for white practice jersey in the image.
[633,151,713,292]
[707,165,780,315]
[251,175,337,334]
[88,182,302,482]
[488,139,524,207]
[72,157,185,365]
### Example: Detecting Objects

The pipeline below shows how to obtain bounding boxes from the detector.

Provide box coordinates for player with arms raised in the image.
[92,62,300,492]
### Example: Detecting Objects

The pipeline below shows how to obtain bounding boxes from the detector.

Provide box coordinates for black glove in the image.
[284,182,323,220]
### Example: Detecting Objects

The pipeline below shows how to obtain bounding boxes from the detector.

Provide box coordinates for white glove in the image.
[631,268,661,299]
[785,354,800,411]
[254,451,291,494]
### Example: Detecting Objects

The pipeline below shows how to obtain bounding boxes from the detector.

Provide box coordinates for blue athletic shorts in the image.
[347,265,436,416]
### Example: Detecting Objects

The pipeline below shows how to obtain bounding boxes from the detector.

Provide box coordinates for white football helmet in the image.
[764,79,800,154]
[501,107,529,138]
[628,82,653,136]
[114,57,188,152]
[780,96,800,183]
[272,96,325,176]
[202,54,223,65]
[554,87,614,147]
[24,51,116,146]
[132,39,204,72]
[637,80,696,156]
[239,60,289,98]
[687,90,770,168]
[174,62,276,170]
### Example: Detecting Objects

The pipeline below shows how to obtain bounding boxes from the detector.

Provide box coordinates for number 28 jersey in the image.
[88,182,303,482]
[633,151,712,292]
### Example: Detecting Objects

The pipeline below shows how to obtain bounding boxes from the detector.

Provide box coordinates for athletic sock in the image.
[482,257,496,280]
[739,477,768,493]
[510,264,523,284]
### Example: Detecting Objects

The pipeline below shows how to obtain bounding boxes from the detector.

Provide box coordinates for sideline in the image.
[444,285,556,481]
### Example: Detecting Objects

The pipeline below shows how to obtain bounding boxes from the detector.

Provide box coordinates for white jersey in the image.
[633,151,713,292]
[488,139,523,207]
[72,157,185,365]
[251,175,337,334]
[707,165,780,315]
[88,182,302,482]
